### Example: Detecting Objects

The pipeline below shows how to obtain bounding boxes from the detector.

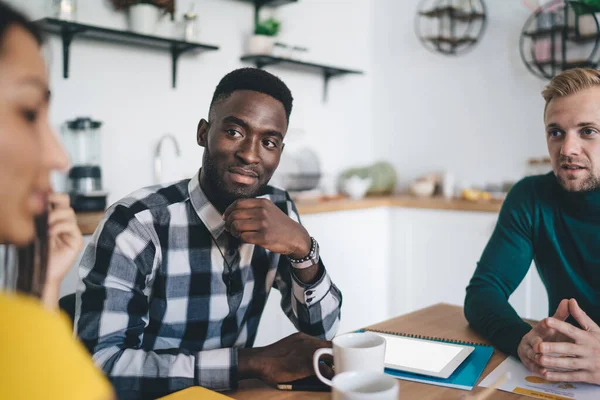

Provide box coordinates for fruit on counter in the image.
[461,188,492,201]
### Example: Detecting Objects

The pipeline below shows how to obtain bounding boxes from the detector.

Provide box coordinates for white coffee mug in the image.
[313,331,386,385]
[332,371,399,400]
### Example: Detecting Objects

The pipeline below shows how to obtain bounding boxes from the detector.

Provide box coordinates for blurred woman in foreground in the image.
[0,2,112,399]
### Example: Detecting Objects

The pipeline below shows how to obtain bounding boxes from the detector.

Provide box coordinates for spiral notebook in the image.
[363,328,494,391]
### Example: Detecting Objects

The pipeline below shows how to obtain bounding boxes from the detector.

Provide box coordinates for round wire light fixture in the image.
[415,0,488,56]
[520,1,600,80]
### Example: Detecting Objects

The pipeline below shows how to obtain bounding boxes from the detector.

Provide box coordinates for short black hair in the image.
[209,68,293,123]
[0,1,43,54]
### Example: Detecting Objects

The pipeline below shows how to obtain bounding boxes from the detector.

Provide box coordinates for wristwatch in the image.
[287,237,320,270]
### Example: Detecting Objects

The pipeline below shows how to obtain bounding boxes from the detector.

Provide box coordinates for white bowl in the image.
[409,180,435,197]
[343,176,372,200]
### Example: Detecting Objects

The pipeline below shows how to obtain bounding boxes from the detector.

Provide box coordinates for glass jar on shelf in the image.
[183,5,198,42]
[52,0,77,21]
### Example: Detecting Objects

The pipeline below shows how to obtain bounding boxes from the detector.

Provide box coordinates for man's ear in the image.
[197,119,209,147]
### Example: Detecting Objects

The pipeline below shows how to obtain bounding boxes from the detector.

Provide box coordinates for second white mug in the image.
[332,371,399,400]
[313,331,386,385]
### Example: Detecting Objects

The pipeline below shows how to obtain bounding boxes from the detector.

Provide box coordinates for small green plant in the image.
[255,17,280,36]
[574,0,600,15]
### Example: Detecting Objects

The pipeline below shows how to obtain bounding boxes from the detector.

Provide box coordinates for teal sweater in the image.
[465,173,600,357]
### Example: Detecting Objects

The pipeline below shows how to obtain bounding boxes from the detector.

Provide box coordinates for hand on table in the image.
[535,298,600,384]
[223,198,311,259]
[517,299,572,375]
[239,332,334,385]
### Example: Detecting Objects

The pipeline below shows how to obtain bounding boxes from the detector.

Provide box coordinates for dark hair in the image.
[0,1,48,298]
[0,1,43,53]
[15,213,49,297]
[209,68,294,123]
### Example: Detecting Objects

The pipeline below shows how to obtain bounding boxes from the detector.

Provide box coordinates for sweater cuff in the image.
[498,322,532,358]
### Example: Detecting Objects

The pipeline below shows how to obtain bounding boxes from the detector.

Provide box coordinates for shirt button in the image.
[228,249,236,256]
[305,290,314,296]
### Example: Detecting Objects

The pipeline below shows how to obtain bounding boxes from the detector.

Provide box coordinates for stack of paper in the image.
[480,356,600,400]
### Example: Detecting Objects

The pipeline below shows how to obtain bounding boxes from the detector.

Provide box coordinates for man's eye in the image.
[548,130,562,138]
[226,129,242,137]
[263,140,277,149]
[583,128,597,136]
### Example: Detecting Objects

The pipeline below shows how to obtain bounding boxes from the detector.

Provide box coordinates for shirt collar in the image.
[188,170,226,239]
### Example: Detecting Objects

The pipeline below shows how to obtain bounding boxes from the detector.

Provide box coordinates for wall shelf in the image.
[423,36,477,53]
[519,1,600,80]
[419,6,485,22]
[533,59,595,69]
[524,26,599,44]
[240,54,363,101]
[36,18,219,88]
[252,0,297,7]
[570,33,600,44]
[523,26,571,39]
[415,0,487,56]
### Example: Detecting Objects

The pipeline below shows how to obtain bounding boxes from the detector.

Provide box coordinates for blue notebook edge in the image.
[358,329,494,391]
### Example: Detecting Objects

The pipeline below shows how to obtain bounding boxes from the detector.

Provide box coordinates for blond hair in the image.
[542,68,600,111]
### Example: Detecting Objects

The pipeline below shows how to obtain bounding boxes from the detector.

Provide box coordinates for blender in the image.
[62,117,107,212]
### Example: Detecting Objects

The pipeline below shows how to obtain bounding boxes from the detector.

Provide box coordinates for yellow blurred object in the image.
[159,386,234,399]
[0,293,113,400]
[461,188,492,201]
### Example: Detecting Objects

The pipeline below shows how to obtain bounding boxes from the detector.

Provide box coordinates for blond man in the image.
[465,68,600,384]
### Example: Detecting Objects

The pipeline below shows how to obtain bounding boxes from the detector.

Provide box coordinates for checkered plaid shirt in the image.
[74,171,342,400]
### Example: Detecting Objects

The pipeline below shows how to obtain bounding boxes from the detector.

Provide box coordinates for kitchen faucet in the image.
[154,133,181,184]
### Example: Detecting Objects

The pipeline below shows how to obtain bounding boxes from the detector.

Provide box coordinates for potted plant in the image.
[110,0,175,35]
[247,17,280,55]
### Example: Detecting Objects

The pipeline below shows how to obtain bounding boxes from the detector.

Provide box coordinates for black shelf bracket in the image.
[254,1,261,28]
[323,69,337,102]
[59,25,86,78]
[170,44,195,88]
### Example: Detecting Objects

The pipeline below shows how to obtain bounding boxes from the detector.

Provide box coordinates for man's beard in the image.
[555,157,600,192]
[556,173,600,192]
[202,148,266,204]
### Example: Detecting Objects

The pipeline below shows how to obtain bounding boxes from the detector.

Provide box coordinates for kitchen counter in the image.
[295,195,503,214]
[76,195,503,236]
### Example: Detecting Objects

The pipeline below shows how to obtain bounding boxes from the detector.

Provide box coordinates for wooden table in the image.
[227,304,524,399]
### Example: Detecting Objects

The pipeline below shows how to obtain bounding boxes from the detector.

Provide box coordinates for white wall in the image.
[372,0,549,189]
[10,0,554,197]
[10,0,373,204]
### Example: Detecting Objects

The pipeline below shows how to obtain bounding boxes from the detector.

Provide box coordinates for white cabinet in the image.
[390,208,548,321]
[390,208,497,316]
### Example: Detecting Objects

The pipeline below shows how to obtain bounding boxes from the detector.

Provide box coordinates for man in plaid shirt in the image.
[74,68,342,399]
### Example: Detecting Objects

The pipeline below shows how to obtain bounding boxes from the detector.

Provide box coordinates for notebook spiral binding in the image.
[364,328,491,347]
